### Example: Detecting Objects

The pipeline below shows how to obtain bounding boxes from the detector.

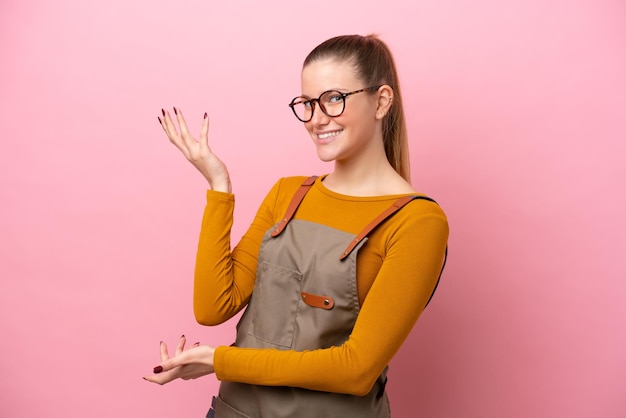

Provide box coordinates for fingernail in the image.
[160,341,163,345]
[158,116,162,124]
[204,112,208,119]
[193,342,200,346]
[161,108,165,116]
[181,334,185,339]
[173,107,178,115]
[153,365,163,374]
[142,377,148,381]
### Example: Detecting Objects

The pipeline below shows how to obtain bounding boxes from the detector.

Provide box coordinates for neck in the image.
[324,155,411,196]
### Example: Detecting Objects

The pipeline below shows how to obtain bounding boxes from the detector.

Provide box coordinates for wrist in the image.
[211,179,232,194]
[211,346,222,377]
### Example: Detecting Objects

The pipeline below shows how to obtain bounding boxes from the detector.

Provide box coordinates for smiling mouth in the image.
[317,130,343,139]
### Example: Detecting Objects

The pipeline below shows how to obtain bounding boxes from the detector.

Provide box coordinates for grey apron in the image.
[209,177,443,418]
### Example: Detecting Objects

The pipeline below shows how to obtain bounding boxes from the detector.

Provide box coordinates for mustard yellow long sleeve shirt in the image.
[194,176,448,396]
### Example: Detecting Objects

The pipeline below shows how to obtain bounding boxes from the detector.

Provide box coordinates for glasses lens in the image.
[290,97,313,122]
[320,91,345,117]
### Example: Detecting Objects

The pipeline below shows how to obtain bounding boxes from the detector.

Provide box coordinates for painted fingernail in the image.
[153,365,163,374]
[158,116,162,124]
[204,112,208,119]
[193,342,200,346]
[161,108,165,116]
[181,334,185,339]
[173,107,178,115]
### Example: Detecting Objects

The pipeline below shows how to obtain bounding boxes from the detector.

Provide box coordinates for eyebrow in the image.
[299,88,351,98]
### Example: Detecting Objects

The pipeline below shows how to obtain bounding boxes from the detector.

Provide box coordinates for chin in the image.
[315,147,339,163]
[316,153,336,163]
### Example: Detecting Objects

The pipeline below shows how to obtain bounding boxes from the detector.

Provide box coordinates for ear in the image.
[375,85,394,119]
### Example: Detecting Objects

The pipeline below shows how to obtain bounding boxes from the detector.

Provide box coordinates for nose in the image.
[309,101,330,126]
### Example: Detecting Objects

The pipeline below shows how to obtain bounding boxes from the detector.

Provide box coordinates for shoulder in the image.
[276,175,316,190]
[385,194,449,235]
[260,175,321,216]
[268,176,318,198]
[407,195,447,218]
[369,196,449,261]
[362,193,448,267]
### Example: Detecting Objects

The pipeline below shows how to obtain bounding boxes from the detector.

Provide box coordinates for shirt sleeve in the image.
[193,180,284,325]
[212,206,449,396]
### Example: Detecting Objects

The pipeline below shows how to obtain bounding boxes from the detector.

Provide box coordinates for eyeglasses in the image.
[288,86,381,122]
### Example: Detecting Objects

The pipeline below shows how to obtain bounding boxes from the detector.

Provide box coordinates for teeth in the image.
[318,130,342,139]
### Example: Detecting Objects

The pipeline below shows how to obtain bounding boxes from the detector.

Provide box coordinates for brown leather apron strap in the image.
[340,195,436,260]
[271,176,318,237]
[340,194,447,308]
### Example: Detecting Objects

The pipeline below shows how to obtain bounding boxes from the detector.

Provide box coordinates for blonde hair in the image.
[303,34,410,181]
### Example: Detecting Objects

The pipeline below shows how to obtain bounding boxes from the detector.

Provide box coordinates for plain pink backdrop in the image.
[1,0,625,417]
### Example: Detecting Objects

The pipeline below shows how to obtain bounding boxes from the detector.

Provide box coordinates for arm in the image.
[213,209,449,395]
[146,201,448,393]
[193,178,304,325]
[157,107,297,324]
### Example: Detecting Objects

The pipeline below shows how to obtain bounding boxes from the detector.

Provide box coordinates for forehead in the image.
[301,58,360,95]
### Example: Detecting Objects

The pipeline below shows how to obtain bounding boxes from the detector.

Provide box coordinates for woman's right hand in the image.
[158,107,232,193]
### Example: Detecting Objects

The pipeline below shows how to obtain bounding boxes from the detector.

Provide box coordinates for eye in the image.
[327,93,343,104]
[320,91,344,106]
[291,97,312,108]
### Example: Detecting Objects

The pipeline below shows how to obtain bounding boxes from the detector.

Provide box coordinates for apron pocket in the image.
[213,395,252,418]
[248,260,302,348]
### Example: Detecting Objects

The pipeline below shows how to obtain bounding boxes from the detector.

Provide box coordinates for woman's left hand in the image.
[143,335,215,385]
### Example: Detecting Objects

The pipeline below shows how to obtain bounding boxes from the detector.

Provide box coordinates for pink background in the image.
[1,0,625,417]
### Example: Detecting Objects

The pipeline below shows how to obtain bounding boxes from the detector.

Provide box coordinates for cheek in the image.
[304,122,314,135]
[344,101,376,123]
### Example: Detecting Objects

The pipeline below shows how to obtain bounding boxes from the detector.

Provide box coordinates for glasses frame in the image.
[288,85,382,122]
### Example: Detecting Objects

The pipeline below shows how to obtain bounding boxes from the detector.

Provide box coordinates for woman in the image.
[145,34,449,418]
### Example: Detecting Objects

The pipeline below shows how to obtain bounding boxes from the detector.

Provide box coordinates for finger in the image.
[157,110,164,129]
[176,335,186,356]
[173,107,196,149]
[153,343,215,373]
[159,340,170,363]
[160,108,180,137]
[199,112,210,147]
[159,108,192,157]
[144,373,168,384]
[143,367,181,385]
[154,347,196,373]
[145,364,203,384]
[160,109,183,145]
